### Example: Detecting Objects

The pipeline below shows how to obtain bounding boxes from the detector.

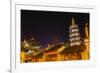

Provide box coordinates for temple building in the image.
[82,23,90,60]
[68,18,86,60]
[69,18,81,47]
[31,44,66,62]
[44,44,66,61]
[20,38,41,63]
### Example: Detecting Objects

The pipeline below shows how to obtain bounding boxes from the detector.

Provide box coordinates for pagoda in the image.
[69,18,81,47]
[68,17,85,60]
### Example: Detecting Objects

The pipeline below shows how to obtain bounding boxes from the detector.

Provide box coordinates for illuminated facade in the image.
[82,23,90,60]
[69,18,81,47]
[68,18,82,60]
[31,44,66,62]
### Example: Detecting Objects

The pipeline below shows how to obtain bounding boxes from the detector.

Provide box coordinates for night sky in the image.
[21,10,89,49]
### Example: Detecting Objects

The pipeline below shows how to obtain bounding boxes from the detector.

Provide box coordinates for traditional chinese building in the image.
[32,51,44,62]
[69,18,81,47]
[21,38,41,63]
[44,44,65,61]
[81,23,90,60]
[32,44,66,62]
[68,18,86,60]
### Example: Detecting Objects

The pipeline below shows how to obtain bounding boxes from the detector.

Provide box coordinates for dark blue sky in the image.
[21,10,89,49]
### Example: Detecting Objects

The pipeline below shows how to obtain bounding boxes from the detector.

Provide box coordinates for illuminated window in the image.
[70,41,81,46]
[75,37,80,40]
[70,38,75,42]
[75,42,81,45]
[71,29,79,32]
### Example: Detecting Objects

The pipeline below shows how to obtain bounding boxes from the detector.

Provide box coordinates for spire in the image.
[85,23,89,38]
[72,17,75,25]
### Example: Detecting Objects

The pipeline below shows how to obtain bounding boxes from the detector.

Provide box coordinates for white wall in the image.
[0,0,100,73]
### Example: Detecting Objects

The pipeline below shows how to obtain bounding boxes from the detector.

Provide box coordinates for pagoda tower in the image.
[69,18,81,47]
[82,23,90,60]
[68,17,82,60]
